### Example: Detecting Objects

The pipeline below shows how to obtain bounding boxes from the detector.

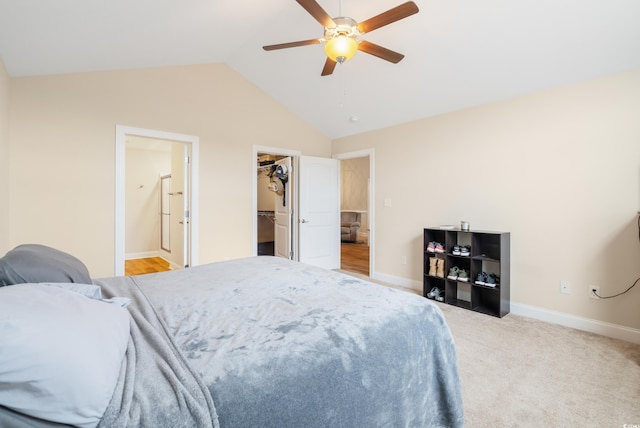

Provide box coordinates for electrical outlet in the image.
[560,280,571,295]
[589,285,600,299]
[401,256,407,265]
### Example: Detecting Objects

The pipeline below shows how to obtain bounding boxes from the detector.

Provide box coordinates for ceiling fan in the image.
[263,0,419,76]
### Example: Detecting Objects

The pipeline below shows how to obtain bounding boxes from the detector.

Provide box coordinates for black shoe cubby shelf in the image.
[423,227,510,318]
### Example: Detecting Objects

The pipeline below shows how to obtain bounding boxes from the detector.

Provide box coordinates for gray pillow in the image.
[0,283,130,427]
[0,244,92,286]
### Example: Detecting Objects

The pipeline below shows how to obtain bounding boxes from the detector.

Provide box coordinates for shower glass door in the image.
[160,174,171,252]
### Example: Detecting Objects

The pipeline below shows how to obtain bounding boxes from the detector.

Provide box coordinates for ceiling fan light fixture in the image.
[324,35,358,63]
[262,1,419,76]
[323,17,360,64]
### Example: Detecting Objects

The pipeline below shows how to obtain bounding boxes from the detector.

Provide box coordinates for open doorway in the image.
[115,126,199,277]
[252,145,341,270]
[256,151,295,259]
[334,150,375,277]
[123,136,188,275]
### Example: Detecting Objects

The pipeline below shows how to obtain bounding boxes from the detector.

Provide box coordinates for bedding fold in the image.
[95,276,219,428]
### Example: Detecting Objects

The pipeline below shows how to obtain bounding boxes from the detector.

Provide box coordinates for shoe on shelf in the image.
[428,257,438,276]
[436,258,446,278]
[475,272,488,285]
[447,266,460,280]
[427,241,436,253]
[485,273,499,287]
[458,269,469,282]
[427,286,440,299]
[434,242,445,253]
[452,245,461,256]
[460,245,471,257]
[435,290,445,302]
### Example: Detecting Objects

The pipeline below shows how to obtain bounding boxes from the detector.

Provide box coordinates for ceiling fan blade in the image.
[357,1,419,34]
[296,0,336,28]
[321,58,337,76]
[358,40,405,63]
[263,38,322,51]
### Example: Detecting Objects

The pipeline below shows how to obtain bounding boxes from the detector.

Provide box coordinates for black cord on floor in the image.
[595,214,640,299]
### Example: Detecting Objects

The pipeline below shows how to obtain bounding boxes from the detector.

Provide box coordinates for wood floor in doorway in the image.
[126,248,368,277]
[125,257,171,276]
[341,242,369,276]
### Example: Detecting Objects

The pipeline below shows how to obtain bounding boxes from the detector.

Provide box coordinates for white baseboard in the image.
[125,251,161,260]
[125,249,175,264]
[511,302,640,345]
[371,271,640,345]
[371,271,422,293]
[168,260,182,271]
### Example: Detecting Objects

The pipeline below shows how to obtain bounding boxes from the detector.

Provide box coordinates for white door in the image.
[182,144,192,267]
[299,156,340,269]
[169,142,191,269]
[274,157,292,259]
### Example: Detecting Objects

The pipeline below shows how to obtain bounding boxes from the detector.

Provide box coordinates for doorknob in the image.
[300,219,310,223]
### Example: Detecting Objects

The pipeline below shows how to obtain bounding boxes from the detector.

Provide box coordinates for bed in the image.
[0,245,464,428]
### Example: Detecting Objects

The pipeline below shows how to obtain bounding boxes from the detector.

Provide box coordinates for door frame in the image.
[115,125,200,276]
[333,149,375,277]
[252,145,301,259]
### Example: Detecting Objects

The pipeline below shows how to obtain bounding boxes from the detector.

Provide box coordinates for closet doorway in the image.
[256,151,295,259]
[334,150,374,277]
[253,145,341,270]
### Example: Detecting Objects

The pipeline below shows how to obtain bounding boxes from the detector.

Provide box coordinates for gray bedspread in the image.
[95,274,219,428]
[97,256,463,428]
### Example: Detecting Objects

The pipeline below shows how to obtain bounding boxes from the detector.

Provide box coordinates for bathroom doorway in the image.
[115,125,199,276]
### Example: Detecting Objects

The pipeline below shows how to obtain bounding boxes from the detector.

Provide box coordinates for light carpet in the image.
[437,302,640,427]
[337,270,640,427]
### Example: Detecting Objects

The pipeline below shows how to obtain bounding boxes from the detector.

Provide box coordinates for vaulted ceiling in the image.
[1,0,639,139]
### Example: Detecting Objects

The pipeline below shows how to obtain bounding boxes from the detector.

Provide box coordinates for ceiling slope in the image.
[1,0,639,139]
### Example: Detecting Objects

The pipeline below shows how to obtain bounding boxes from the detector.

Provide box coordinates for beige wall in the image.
[333,69,640,330]
[6,57,639,331]
[257,169,276,244]
[257,170,276,212]
[125,146,171,257]
[8,63,331,277]
[0,58,9,255]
